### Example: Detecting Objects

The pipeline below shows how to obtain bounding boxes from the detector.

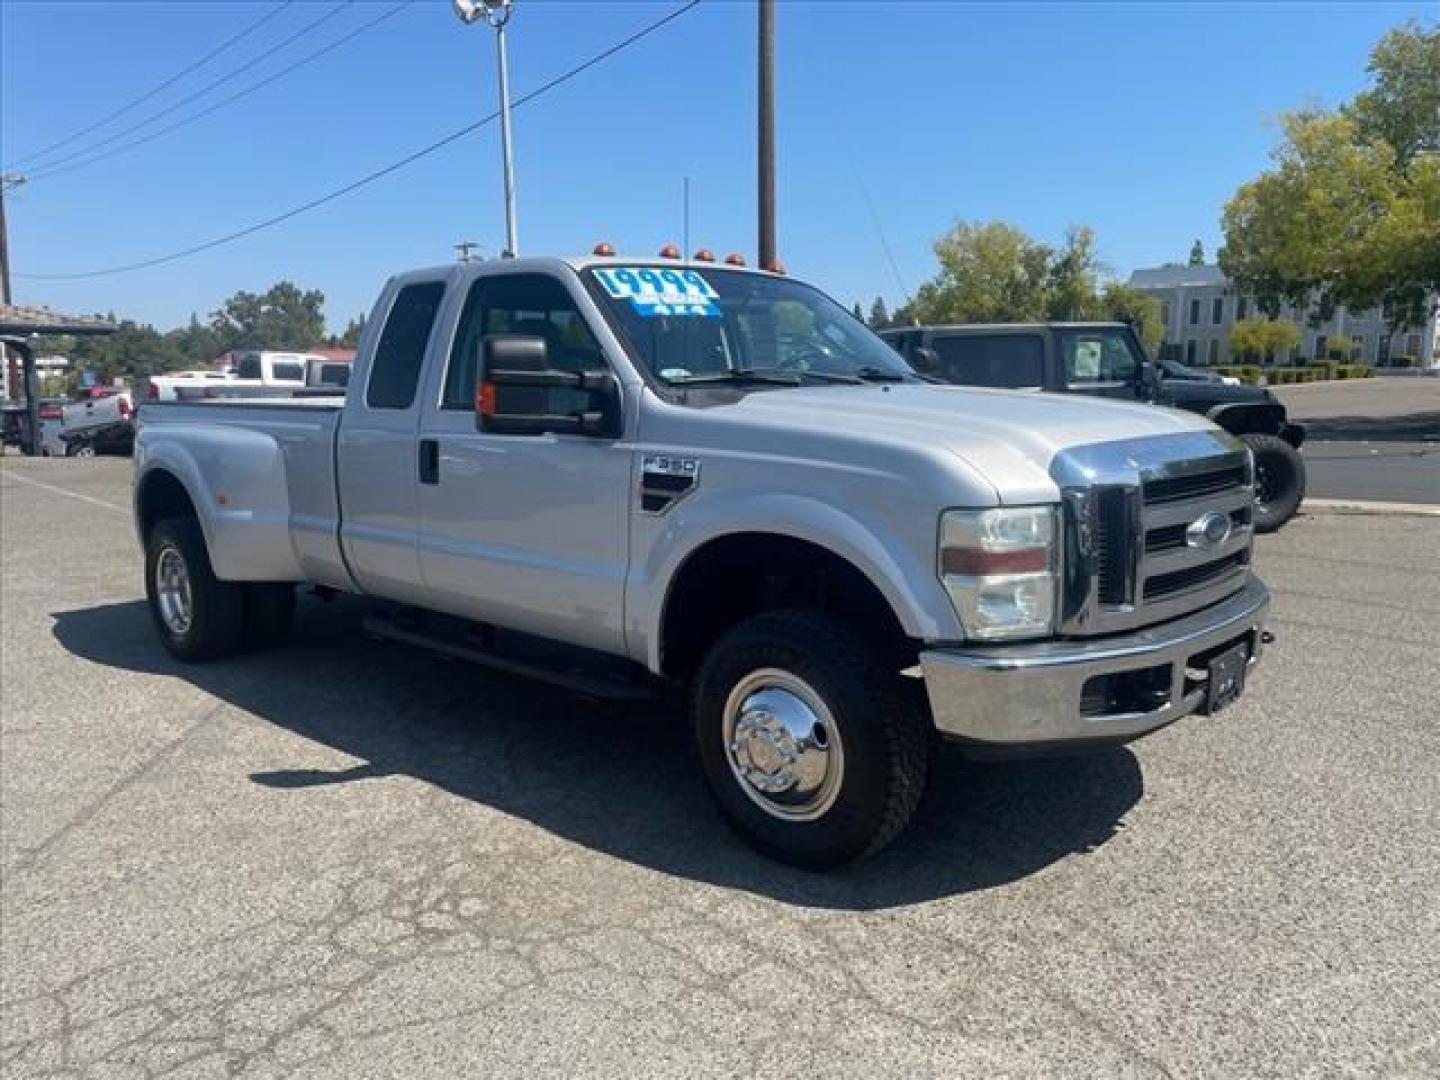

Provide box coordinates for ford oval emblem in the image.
[1186,511,1232,551]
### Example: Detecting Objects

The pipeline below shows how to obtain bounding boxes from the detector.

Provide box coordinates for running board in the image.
[362,613,659,702]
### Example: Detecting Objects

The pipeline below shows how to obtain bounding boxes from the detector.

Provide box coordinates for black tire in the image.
[1243,432,1306,532]
[691,610,930,869]
[144,517,245,662]
[242,583,295,651]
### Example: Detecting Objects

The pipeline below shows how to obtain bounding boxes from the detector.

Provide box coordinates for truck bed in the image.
[138,398,349,588]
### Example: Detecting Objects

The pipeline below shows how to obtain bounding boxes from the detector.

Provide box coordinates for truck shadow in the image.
[51,596,1143,911]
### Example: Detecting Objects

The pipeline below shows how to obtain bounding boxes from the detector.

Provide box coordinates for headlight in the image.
[939,506,1059,641]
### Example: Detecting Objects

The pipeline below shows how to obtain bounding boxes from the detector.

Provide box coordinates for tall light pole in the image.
[757,0,776,271]
[454,0,519,258]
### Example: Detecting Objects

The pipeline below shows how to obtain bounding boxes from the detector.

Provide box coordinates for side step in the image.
[362,612,660,702]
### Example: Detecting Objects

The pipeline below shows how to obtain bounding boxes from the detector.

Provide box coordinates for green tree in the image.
[909,220,1052,323]
[1229,318,1300,362]
[1221,22,1440,331]
[1043,226,1106,321]
[869,296,890,328]
[1189,239,1206,265]
[210,281,326,351]
[1323,332,1357,361]
[1346,20,1440,167]
[331,315,365,349]
[1101,282,1163,351]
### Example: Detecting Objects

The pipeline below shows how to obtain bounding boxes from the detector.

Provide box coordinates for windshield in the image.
[1057,327,1144,386]
[585,266,913,386]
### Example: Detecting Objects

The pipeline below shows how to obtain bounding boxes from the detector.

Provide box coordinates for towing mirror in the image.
[477,335,621,438]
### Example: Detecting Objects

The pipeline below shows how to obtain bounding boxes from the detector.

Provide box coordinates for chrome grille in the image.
[1142,465,1247,505]
[1143,551,1249,601]
[1054,434,1255,636]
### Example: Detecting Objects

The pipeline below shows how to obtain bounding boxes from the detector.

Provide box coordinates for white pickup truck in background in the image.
[134,253,1272,867]
[150,352,351,401]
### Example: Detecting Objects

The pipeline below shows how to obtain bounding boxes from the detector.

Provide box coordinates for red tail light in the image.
[119,397,133,418]
[38,404,63,420]
[477,380,497,419]
[147,383,160,399]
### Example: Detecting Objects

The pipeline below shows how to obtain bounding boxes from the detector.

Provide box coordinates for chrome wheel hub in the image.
[155,545,193,635]
[722,669,843,822]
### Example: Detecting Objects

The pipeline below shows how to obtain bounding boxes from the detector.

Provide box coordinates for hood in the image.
[1158,378,1270,408]
[708,383,1219,504]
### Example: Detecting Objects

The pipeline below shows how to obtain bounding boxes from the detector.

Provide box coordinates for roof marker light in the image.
[658,244,681,259]
[592,242,616,256]
[724,253,747,267]
[692,249,715,262]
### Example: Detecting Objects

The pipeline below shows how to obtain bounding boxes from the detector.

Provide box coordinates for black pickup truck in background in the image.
[881,323,1307,531]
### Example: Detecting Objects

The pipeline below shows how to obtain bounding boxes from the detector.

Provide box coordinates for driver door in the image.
[415,271,633,655]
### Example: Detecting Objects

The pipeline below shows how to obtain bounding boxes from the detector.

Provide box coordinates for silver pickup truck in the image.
[134,254,1270,867]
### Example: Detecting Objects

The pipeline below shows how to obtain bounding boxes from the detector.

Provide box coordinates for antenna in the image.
[851,164,912,312]
[454,241,482,263]
[683,176,691,261]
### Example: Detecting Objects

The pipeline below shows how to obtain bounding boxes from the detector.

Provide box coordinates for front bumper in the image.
[920,578,1270,754]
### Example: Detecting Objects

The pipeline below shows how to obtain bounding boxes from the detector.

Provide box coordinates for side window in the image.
[367,281,445,410]
[1063,332,1140,384]
[443,274,605,411]
[932,335,1043,388]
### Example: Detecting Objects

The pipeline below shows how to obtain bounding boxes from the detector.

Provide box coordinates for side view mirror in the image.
[911,346,940,375]
[477,335,621,437]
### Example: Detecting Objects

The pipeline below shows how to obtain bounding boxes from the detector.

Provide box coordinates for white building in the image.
[1129,265,1439,369]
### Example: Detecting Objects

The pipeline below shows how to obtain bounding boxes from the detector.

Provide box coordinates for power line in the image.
[28,1,412,183]
[2,2,295,172]
[19,2,355,180]
[18,1,704,282]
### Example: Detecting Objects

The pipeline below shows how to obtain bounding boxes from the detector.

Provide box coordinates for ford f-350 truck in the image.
[134,253,1271,867]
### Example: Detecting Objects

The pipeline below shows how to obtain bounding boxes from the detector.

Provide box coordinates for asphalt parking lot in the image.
[2,456,1437,1078]
[1276,377,1440,505]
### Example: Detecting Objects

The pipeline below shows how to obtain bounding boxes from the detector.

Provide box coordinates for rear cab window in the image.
[367,281,446,409]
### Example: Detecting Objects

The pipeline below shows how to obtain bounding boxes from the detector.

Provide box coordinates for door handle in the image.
[418,438,440,485]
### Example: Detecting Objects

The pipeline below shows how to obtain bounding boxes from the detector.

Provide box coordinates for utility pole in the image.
[0,173,22,401]
[757,0,776,271]
[453,0,519,258]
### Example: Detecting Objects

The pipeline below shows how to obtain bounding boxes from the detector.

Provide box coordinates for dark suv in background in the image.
[881,323,1307,531]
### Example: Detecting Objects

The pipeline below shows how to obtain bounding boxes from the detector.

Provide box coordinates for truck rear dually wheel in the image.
[1242,433,1306,532]
[691,610,930,869]
[145,517,245,662]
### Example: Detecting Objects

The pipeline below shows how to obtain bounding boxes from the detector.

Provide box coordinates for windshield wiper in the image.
[670,368,803,386]
[851,367,910,383]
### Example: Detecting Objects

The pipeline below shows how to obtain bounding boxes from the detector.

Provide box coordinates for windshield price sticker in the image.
[594,266,721,317]
[595,266,717,300]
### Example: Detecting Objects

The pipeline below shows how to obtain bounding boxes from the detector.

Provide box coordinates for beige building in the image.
[1129,265,1438,369]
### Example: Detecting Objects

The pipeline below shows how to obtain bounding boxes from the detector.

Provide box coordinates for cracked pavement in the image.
[2,456,1437,1078]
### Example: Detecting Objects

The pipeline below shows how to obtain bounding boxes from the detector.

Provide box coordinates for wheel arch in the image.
[1205,400,1285,436]
[655,530,921,681]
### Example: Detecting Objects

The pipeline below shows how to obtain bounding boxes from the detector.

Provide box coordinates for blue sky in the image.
[1,0,1431,333]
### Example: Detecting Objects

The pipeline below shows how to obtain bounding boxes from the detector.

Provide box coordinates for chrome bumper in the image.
[920,578,1270,752]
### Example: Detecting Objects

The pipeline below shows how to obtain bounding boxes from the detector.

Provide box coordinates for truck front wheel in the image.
[691,610,930,869]
[145,517,245,662]
[1242,433,1306,532]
